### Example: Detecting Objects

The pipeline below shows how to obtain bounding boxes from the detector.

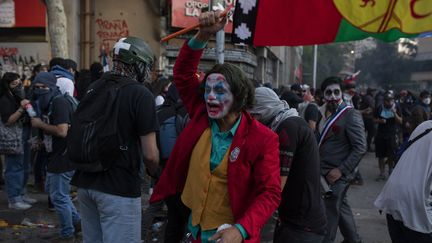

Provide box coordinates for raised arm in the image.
[173,11,227,118]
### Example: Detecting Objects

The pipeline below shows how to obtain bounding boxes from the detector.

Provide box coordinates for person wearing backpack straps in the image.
[70,37,159,243]
[30,72,80,242]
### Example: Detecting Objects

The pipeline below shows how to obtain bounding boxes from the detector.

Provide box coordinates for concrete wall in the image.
[415,37,432,61]
[92,0,161,69]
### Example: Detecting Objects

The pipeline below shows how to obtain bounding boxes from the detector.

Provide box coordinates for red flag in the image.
[232,0,431,46]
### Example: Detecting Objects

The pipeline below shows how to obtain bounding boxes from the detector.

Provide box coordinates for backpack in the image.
[67,75,138,172]
[156,102,189,162]
[48,93,79,115]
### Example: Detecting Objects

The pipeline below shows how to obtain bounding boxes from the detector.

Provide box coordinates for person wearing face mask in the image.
[414,90,431,120]
[0,72,37,210]
[373,91,402,181]
[317,77,367,243]
[70,37,160,243]
[250,87,327,243]
[30,72,81,242]
[150,11,281,243]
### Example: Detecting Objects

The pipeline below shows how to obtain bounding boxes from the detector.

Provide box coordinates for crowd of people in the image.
[0,10,431,243]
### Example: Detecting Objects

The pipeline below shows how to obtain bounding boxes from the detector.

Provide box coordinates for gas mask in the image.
[11,83,25,101]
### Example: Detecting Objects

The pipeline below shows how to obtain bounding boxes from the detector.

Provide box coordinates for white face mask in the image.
[423,98,431,105]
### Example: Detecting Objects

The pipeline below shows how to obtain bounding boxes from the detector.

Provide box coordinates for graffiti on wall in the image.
[95,18,130,55]
[0,44,49,79]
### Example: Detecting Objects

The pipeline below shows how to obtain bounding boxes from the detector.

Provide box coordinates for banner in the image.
[232,0,432,46]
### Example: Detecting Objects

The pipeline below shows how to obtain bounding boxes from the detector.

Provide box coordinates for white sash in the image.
[318,105,352,148]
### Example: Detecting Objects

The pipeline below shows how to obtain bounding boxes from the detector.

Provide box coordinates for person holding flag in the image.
[317,77,367,243]
[150,10,281,243]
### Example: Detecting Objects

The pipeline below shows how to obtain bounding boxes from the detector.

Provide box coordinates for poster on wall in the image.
[0,0,15,27]
[171,0,235,32]
[0,43,50,78]
[0,0,46,28]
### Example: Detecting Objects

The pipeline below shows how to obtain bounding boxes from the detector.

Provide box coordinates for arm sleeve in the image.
[135,88,159,136]
[305,104,319,122]
[0,96,18,124]
[234,224,248,239]
[51,98,72,125]
[339,109,367,176]
[278,121,296,176]
[173,41,205,119]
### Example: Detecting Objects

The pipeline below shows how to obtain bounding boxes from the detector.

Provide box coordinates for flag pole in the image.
[212,1,225,64]
[160,5,232,43]
[313,45,318,89]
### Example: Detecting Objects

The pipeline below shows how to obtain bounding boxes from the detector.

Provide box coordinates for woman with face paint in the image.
[151,11,281,243]
[0,72,37,210]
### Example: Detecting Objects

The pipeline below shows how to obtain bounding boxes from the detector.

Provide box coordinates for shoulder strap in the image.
[405,128,432,151]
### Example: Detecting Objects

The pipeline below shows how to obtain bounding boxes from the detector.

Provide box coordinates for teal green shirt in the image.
[188,116,248,241]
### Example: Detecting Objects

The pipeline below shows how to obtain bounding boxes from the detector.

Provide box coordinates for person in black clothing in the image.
[30,72,80,242]
[142,84,190,242]
[373,91,402,181]
[359,88,376,152]
[71,37,159,243]
[0,72,37,210]
[250,87,327,243]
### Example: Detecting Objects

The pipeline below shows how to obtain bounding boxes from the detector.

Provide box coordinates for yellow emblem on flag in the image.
[333,0,432,34]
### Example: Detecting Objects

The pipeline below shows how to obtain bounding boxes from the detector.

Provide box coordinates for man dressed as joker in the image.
[150,10,281,243]
[317,77,367,243]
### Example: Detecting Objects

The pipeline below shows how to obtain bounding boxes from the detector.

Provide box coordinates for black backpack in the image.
[67,75,138,172]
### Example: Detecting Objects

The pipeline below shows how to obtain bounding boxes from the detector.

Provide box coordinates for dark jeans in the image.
[274,221,325,243]
[164,194,190,243]
[33,151,48,186]
[387,214,432,243]
[364,118,376,150]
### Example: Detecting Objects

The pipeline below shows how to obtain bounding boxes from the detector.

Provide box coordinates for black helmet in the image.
[112,37,154,66]
[384,91,394,100]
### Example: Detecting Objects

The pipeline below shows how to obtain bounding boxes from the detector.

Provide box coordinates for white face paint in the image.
[324,84,342,103]
[204,73,234,119]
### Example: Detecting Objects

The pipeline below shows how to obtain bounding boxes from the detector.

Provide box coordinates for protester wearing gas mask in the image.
[0,72,37,210]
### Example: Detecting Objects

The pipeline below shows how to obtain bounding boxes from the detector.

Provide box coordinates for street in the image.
[0,151,391,243]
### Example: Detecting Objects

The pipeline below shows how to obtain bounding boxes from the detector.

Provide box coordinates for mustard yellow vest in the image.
[181,128,235,230]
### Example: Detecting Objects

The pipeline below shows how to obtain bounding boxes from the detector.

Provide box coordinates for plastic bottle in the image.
[24,103,37,117]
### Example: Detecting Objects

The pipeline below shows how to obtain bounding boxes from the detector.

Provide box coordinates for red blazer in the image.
[151,42,281,242]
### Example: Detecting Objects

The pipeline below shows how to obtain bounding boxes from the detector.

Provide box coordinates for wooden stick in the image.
[160,5,233,43]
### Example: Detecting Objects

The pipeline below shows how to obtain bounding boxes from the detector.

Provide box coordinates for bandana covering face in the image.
[111,60,150,83]
[204,73,234,120]
[250,87,298,131]
[32,72,61,111]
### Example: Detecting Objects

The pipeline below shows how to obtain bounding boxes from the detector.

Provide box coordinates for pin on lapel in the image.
[230,147,240,162]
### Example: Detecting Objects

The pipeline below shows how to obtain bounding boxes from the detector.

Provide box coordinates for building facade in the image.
[1,0,301,88]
